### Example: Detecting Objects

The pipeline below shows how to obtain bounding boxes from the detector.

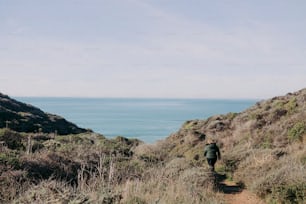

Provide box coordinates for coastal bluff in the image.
[0,93,88,135]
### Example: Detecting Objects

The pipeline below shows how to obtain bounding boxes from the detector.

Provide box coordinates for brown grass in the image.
[2,88,306,203]
[0,131,225,203]
[227,141,306,203]
[121,158,223,204]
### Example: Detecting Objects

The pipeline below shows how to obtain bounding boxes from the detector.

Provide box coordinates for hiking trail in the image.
[216,174,264,204]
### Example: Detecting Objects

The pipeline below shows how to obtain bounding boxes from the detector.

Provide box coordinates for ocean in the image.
[16,97,257,143]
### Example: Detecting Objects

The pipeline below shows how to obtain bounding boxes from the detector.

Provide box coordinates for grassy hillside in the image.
[161,88,306,203]
[0,89,305,203]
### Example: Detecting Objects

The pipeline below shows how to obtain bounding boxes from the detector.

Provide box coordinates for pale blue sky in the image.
[1,0,306,98]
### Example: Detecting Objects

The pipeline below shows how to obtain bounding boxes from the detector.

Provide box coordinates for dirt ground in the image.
[220,180,265,204]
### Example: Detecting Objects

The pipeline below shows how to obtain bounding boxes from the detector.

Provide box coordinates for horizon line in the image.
[13,95,262,101]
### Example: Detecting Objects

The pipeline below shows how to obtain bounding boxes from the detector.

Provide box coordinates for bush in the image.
[222,157,239,173]
[285,98,298,114]
[271,183,306,204]
[14,180,87,204]
[0,151,20,169]
[31,141,45,153]
[288,122,305,142]
[248,155,306,203]
[124,196,146,204]
[21,152,80,184]
[0,170,28,202]
[226,112,238,120]
[0,129,24,150]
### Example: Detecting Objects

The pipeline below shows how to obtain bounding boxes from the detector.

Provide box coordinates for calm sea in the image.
[16,97,257,143]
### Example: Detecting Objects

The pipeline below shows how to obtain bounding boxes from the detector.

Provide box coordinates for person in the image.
[204,139,221,171]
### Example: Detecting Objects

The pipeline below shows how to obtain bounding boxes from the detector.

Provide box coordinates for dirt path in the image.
[212,172,265,204]
[219,180,265,204]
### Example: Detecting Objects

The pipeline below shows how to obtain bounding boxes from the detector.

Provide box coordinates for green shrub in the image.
[222,157,239,173]
[274,100,285,109]
[227,112,238,120]
[301,155,306,165]
[261,134,272,149]
[285,98,298,114]
[124,196,147,204]
[271,183,306,204]
[183,121,196,130]
[0,129,25,150]
[0,151,20,168]
[31,141,45,152]
[288,122,305,142]
[0,128,6,136]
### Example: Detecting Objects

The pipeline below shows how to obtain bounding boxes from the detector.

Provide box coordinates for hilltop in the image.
[0,89,305,203]
[0,93,88,135]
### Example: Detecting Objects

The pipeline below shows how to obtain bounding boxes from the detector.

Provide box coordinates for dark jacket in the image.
[204,143,221,159]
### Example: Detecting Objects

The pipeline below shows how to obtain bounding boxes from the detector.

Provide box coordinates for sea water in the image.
[16,97,257,143]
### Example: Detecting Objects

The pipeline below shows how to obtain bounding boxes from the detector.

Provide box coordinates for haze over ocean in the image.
[17,97,256,143]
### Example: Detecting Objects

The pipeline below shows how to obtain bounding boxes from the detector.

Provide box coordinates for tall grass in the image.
[0,131,224,203]
[227,141,306,204]
[121,158,223,204]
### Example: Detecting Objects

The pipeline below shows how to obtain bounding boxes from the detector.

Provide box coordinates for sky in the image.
[1,0,306,99]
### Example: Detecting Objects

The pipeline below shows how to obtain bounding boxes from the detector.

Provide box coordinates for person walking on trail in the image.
[204,139,221,171]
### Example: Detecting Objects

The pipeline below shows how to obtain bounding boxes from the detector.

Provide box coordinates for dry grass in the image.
[2,88,306,203]
[121,158,223,204]
[0,130,225,204]
[227,142,306,204]
[13,180,84,204]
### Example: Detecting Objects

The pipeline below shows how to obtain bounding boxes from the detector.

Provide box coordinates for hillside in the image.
[0,89,305,203]
[0,93,88,135]
[160,88,306,203]
[166,88,306,156]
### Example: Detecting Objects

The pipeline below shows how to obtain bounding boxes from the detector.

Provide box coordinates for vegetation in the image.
[1,88,306,203]
[0,93,88,134]
[161,88,306,203]
[288,122,305,142]
[0,129,224,203]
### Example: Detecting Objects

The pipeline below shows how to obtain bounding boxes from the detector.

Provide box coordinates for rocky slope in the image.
[0,93,88,135]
